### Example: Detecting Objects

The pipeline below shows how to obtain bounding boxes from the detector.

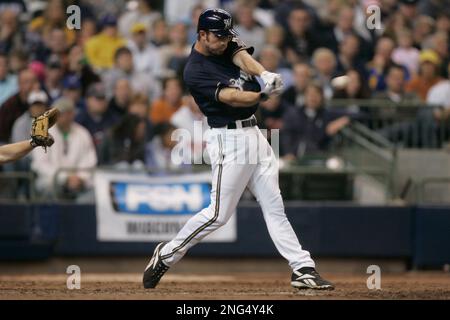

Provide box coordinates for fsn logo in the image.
[366,265,381,290]
[66,5,81,30]
[366,5,381,30]
[66,265,81,290]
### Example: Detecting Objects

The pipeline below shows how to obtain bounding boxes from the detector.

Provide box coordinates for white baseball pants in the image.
[159,125,315,271]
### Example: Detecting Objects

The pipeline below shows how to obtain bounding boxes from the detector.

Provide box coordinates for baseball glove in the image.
[30,108,59,151]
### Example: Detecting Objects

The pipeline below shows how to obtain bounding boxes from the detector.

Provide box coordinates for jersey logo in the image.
[229,78,244,91]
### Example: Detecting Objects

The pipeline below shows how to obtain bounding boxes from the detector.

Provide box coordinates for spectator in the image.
[32,97,97,201]
[398,0,420,30]
[332,69,371,114]
[264,24,285,51]
[43,55,64,102]
[127,22,162,76]
[412,15,435,49]
[126,93,154,141]
[32,27,70,64]
[99,114,148,166]
[283,6,320,64]
[187,4,205,44]
[0,53,18,105]
[128,93,151,120]
[258,45,293,90]
[0,8,23,54]
[159,22,191,78]
[367,36,401,92]
[108,78,132,116]
[27,0,76,50]
[66,45,101,95]
[75,83,120,151]
[426,62,450,122]
[145,122,187,172]
[234,3,266,57]
[28,60,46,84]
[8,49,29,74]
[435,12,450,33]
[418,0,449,19]
[77,18,97,47]
[118,0,162,40]
[281,82,350,159]
[281,63,312,107]
[392,29,420,76]
[150,18,169,47]
[0,69,37,143]
[61,75,85,111]
[311,47,338,100]
[374,64,418,103]
[406,49,443,101]
[164,0,219,25]
[427,32,449,78]
[322,6,356,53]
[84,14,126,70]
[150,77,183,124]
[11,90,48,144]
[10,90,48,170]
[335,34,367,79]
[171,95,207,135]
[373,64,422,146]
[102,46,161,100]
[170,94,208,164]
[258,95,287,130]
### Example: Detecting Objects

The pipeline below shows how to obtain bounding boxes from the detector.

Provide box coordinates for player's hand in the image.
[260,71,284,95]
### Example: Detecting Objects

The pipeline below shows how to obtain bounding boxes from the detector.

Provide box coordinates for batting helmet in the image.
[197,8,238,37]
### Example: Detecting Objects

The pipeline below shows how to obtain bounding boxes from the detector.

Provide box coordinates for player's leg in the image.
[159,129,256,266]
[247,128,315,270]
[247,128,334,289]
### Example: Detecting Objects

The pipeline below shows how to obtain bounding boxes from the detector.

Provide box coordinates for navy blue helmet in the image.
[197,8,238,37]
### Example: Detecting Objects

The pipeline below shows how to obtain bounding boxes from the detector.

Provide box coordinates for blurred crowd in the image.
[0,0,449,200]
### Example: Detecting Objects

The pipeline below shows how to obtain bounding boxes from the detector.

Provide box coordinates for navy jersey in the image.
[183,38,261,128]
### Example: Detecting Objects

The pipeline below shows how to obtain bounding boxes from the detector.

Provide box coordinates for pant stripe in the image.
[160,134,224,260]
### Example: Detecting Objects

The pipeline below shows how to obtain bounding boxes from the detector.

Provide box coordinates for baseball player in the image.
[0,108,58,165]
[143,8,334,290]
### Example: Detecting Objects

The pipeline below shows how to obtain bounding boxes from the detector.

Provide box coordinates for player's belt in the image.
[226,116,257,129]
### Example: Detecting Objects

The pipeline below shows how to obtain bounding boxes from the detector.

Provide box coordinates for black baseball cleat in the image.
[291,267,335,290]
[143,242,169,289]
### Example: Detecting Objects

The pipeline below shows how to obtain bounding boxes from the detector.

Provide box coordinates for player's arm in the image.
[218,87,264,107]
[0,140,34,164]
[232,50,265,76]
[233,50,283,94]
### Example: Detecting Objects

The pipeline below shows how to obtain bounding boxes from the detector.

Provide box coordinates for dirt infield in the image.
[0,271,449,300]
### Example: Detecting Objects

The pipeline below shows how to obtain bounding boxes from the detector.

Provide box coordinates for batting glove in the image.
[260,71,284,96]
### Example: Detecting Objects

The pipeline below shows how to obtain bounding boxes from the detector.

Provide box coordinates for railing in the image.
[329,99,449,149]
[414,177,450,204]
[330,121,397,199]
[0,171,36,202]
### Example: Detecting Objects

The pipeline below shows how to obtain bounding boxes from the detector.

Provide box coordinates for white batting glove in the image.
[260,71,284,96]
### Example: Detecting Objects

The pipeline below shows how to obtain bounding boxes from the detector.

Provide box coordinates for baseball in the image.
[331,75,349,89]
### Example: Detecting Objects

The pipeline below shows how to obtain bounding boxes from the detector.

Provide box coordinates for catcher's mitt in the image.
[30,108,60,151]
